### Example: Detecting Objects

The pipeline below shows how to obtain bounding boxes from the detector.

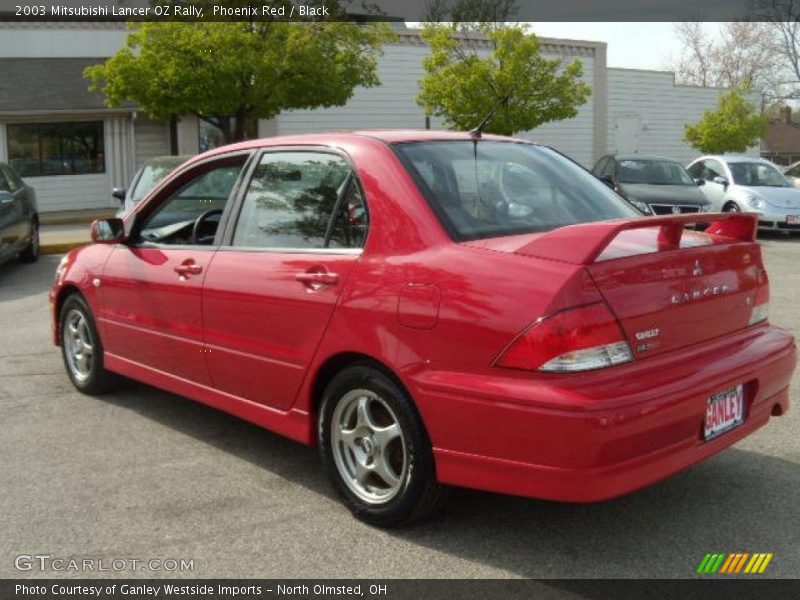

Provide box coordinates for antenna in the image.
[468,108,496,138]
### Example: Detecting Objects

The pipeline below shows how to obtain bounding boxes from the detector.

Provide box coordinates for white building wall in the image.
[276,42,597,165]
[276,44,437,134]
[606,68,759,165]
[134,117,171,168]
[26,174,111,212]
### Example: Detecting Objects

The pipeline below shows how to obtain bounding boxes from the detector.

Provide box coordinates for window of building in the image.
[6,121,105,177]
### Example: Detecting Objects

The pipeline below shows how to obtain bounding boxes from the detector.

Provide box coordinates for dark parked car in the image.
[0,161,38,265]
[113,155,192,216]
[592,154,710,215]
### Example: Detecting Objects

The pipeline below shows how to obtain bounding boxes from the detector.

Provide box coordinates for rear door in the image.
[202,149,368,411]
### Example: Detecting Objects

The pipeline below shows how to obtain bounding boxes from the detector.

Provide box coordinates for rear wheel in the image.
[19,218,39,263]
[319,364,447,527]
[59,294,116,394]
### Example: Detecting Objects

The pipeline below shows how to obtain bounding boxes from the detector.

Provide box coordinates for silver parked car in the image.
[782,161,800,189]
[687,155,800,232]
[113,155,192,216]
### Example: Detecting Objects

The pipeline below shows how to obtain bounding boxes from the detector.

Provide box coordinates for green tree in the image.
[85,20,394,143]
[417,25,591,136]
[684,89,768,154]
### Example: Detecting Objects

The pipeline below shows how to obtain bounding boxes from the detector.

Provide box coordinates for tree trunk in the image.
[232,108,249,142]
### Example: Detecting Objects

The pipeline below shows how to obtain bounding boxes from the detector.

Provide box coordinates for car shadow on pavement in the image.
[93,380,798,578]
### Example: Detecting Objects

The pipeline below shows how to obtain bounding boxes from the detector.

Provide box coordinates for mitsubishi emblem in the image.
[693,260,703,276]
[671,206,681,214]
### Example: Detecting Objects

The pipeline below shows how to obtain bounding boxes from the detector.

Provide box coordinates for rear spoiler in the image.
[516,212,758,265]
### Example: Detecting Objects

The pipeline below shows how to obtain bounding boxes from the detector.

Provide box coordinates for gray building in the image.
[0,22,756,213]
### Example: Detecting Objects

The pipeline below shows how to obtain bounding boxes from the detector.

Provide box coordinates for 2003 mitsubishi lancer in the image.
[50,131,796,526]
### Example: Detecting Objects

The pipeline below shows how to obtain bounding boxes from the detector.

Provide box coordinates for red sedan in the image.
[50,131,796,526]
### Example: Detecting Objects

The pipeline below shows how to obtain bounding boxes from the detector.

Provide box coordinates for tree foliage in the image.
[85,19,394,142]
[684,89,768,154]
[417,25,591,136]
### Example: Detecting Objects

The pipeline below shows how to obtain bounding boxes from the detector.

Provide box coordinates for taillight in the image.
[494,302,633,372]
[749,272,770,326]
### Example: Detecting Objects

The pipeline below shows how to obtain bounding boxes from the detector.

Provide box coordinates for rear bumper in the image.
[411,325,796,502]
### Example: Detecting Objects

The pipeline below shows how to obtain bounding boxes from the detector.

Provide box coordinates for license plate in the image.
[787,215,800,224]
[704,385,745,441]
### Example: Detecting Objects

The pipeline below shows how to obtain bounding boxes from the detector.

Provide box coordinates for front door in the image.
[98,153,249,385]
[202,150,369,410]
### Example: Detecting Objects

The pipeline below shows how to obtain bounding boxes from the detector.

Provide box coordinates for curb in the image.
[41,242,88,255]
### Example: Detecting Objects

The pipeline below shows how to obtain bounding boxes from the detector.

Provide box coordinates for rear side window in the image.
[232,152,367,250]
[394,141,638,241]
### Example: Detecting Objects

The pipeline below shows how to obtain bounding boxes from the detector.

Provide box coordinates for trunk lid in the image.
[465,213,765,359]
[585,227,762,358]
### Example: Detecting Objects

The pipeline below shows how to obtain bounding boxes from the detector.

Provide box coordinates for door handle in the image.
[295,271,339,286]
[174,261,203,276]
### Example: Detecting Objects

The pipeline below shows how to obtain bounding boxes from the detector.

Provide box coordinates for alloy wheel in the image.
[63,309,94,383]
[330,389,407,504]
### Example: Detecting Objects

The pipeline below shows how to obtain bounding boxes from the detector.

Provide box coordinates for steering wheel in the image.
[190,209,223,245]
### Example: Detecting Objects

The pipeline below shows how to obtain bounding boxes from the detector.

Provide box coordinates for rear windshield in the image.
[394,141,638,241]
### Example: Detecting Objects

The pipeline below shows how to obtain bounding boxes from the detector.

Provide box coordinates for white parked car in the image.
[781,161,800,189]
[687,156,800,232]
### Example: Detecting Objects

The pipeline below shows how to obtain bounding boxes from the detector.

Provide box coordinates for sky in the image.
[530,22,690,71]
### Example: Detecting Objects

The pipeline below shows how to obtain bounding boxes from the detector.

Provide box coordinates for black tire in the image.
[59,293,116,394]
[19,218,39,263]
[319,364,447,527]
[723,202,741,213]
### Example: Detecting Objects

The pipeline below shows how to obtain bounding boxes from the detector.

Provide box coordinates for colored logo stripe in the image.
[698,552,773,574]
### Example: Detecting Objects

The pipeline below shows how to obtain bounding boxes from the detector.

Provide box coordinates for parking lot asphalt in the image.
[1,234,798,580]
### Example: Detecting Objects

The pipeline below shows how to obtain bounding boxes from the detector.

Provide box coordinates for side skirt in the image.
[104,353,313,444]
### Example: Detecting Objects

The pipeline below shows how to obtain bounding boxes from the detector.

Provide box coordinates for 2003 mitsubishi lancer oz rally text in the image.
[50,130,797,527]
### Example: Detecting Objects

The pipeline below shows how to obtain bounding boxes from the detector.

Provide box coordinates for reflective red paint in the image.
[50,131,796,503]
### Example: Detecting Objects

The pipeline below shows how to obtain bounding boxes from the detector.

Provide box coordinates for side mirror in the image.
[0,190,14,203]
[712,176,729,188]
[694,178,705,187]
[111,187,126,203]
[90,218,126,244]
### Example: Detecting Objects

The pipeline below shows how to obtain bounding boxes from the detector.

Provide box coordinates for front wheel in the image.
[723,202,741,213]
[59,294,116,394]
[319,364,447,527]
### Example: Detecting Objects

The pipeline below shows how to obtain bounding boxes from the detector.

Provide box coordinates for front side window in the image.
[138,157,246,245]
[0,169,10,193]
[6,121,105,177]
[232,152,367,250]
[728,161,790,187]
[618,159,694,185]
[702,160,726,181]
[394,141,638,242]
